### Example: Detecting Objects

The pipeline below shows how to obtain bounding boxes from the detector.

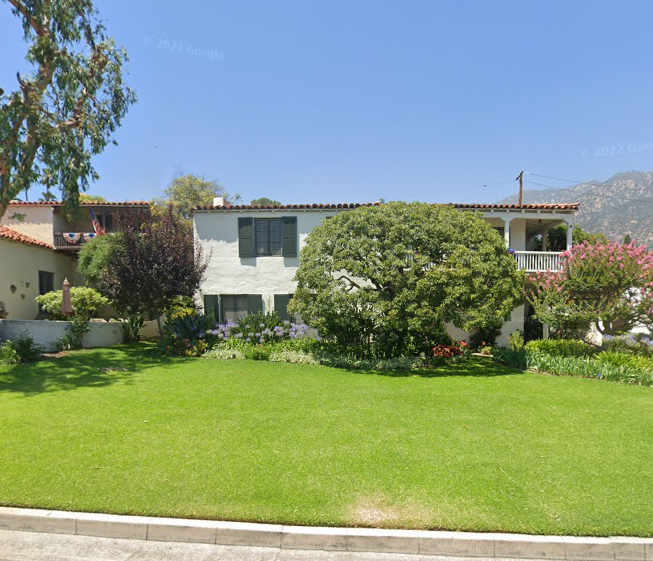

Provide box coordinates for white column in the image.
[541,229,548,251]
[565,220,573,250]
[504,218,512,248]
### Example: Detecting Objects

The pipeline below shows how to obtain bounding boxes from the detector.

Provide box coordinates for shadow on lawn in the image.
[351,357,523,379]
[0,343,192,396]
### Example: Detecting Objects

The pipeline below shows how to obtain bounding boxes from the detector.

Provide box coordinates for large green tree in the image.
[158,172,241,218]
[0,0,137,221]
[290,202,524,356]
[250,197,281,206]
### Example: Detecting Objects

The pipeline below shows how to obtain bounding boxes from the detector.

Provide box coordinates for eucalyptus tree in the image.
[0,0,136,220]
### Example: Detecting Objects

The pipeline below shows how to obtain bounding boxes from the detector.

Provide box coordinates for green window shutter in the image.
[203,295,220,322]
[274,294,291,321]
[282,216,297,257]
[238,217,254,258]
[247,294,263,315]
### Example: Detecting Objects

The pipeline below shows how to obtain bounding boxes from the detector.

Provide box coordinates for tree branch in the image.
[6,0,44,36]
[336,275,361,291]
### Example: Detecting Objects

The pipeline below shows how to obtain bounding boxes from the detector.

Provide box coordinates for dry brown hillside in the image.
[498,171,653,247]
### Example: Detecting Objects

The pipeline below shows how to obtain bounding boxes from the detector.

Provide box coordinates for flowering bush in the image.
[160,311,316,357]
[529,239,653,337]
[208,312,313,345]
[430,341,470,365]
[602,333,653,356]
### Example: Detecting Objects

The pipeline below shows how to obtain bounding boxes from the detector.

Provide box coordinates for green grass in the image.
[1,345,652,537]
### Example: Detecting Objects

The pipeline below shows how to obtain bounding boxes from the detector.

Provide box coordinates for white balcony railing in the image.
[513,251,562,272]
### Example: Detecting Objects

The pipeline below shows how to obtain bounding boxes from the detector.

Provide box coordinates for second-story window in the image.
[102,213,114,233]
[238,216,297,258]
[255,218,283,256]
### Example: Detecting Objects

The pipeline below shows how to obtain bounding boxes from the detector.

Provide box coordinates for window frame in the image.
[238,216,297,258]
[204,294,263,323]
[38,271,54,295]
[255,218,283,257]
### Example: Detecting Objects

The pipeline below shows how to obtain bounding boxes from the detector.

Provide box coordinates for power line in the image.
[525,172,585,184]
[524,180,560,190]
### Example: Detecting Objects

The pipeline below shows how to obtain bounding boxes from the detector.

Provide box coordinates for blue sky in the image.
[1,0,653,204]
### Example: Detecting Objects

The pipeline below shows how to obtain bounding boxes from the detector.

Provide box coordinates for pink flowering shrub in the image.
[528,240,653,336]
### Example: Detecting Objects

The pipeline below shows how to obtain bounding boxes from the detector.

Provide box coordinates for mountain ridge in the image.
[497,170,653,247]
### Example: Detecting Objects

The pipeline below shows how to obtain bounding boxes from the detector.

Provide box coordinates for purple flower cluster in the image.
[289,323,310,339]
[207,319,314,345]
[207,320,237,340]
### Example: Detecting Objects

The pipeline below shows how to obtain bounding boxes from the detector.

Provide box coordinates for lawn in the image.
[0,344,652,537]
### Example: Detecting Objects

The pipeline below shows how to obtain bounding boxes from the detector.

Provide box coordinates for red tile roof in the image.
[449,203,579,210]
[193,202,579,211]
[194,202,381,211]
[0,226,53,249]
[8,201,150,207]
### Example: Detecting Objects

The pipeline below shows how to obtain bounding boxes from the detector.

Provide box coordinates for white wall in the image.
[1,206,54,245]
[0,319,124,352]
[195,209,341,314]
[0,238,81,319]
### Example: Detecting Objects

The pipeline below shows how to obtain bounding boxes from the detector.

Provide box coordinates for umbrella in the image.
[61,278,73,317]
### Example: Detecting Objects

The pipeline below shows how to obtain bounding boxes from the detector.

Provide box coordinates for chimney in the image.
[213,197,225,207]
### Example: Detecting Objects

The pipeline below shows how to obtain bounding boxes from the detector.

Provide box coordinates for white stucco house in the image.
[193,199,579,345]
[0,200,149,319]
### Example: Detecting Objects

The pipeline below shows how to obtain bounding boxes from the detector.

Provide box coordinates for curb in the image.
[1,507,652,559]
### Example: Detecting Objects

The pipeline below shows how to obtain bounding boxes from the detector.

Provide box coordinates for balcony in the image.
[53,232,98,250]
[513,251,562,272]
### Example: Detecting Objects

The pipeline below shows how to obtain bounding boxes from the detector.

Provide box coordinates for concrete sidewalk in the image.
[0,507,651,560]
[0,529,513,561]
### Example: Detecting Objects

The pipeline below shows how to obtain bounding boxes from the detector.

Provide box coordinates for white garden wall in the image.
[0,319,124,352]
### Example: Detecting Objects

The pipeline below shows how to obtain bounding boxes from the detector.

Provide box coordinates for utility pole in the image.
[516,171,524,205]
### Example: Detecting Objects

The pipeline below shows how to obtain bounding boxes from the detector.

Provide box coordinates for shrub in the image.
[492,346,528,370]
[316,354,426,371]
[0,341,19,365]
[159,312,217,356]
[430,341,471,365]
[1,334,42,363]
[595,351,653,371]
[526,339,597,358]
[494,342,653,386]
[291,201,523,357]
[602,334,653,356]
[57,318,90,350]
[269,348,318,364]
[244,344,274,361]
[529,239,653,336]
[469,325,502,349]
[203,348,245,360]
[122,312,145,344]
[165,296,198,319]
[35,287,108,320]
[507,330,525,350]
